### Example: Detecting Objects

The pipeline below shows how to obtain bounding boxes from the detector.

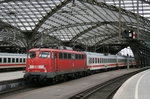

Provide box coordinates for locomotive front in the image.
[24,49,53,81]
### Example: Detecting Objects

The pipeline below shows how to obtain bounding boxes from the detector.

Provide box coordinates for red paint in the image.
[26,49,86,73]
[0,64,26,67]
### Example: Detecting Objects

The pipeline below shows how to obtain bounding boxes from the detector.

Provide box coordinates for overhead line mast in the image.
[119,0,122,39]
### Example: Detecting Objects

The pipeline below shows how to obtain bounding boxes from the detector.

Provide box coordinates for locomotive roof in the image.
[29,48,85,54]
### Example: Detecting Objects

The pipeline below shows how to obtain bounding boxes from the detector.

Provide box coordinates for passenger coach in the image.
[0,53,27,69]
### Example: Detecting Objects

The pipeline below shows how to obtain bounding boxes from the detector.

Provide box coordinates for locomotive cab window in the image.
[28,52,36,58]
[39,52,50,58]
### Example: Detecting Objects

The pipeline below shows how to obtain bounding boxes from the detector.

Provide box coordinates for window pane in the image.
[52,52,54,59]
[12,58,15,63]
[8,58,11,63]
[39,52,50,58]
[23,58,26,62]
[59,53,63,59]
[28,52,36,58]
[4,58,7,63]
[55,53,57,58]
[71,54,75,59]
[0,58,2,63]
[68,54,71,59]
[20,58,22,62]
[16,58,19,62]
[64,53,67,59]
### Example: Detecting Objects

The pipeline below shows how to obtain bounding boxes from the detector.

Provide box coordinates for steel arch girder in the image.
[68,21,143,43]
[69,21,119,42]
[33,0,72,33]
[79,0,150,26]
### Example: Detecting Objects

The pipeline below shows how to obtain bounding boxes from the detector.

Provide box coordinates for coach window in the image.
[95,58,97,63]
[93,58,94,63]
[23,58,26,63]
[20,58,22,63]
[12,58,15,63]
[89,58,91,64]
[8,58,11,63]
[16,58,19,62]
[0,58,2,63]
[4,58,7,63]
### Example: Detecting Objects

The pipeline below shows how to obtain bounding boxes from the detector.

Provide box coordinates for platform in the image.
[0,71,24,82]
[0,68,143,99]
[113,69,150,99]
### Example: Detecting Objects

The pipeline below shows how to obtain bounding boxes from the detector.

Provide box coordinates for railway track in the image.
[0,78,26,95]
[69,67,149,99]
[0,79,42,98]
[0,67,149,99]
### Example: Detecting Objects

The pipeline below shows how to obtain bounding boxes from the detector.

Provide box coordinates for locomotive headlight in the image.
[30,65,34,69]
[38,65,44,69]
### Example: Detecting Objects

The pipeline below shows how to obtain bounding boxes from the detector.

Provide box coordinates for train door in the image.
[71,53,75,69]
[51,52,59,71]
[55,52,58,71]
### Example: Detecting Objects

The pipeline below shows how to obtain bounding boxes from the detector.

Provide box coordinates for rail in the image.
[69,67,150,99]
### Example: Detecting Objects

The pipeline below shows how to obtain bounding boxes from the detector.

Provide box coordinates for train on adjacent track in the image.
[24,48,136,83]
[0,53,27,69]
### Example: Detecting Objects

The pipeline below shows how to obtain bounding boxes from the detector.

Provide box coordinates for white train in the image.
[85,52,135,71]
[0,53,27,69]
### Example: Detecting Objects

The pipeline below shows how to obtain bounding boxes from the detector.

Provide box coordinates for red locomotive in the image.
[24,48,135,82]
[24,48,87,82]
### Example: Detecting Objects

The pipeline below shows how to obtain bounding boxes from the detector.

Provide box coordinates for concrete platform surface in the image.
[0,71,24,82]
[113,69,150,99]
[0,68,142,99]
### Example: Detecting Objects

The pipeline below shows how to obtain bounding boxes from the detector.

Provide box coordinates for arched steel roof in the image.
[0,0,150,52]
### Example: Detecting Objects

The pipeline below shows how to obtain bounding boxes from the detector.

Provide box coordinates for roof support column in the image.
[118,0,121,39]
[137,0,140,40]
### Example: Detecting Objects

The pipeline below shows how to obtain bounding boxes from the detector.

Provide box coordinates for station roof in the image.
[0,0,150,53]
